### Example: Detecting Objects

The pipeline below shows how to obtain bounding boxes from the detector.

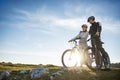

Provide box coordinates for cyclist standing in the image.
[88,16,109,70]
[68,24,90,66]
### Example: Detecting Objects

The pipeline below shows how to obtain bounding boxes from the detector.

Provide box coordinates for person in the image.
[68,24,90,66]
[88,16,109,70]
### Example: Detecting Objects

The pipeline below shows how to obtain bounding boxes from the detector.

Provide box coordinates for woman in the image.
[69,24,90,67]
[69,24,89,49]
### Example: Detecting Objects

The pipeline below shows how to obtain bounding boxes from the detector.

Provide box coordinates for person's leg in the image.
[91,38,100,65]
[84,48,92,66]
[96,38,109,68]
[91,38,95,58]
[80,49,85,67]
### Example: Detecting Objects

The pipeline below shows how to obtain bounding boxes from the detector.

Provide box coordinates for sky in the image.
[0,0,120,66]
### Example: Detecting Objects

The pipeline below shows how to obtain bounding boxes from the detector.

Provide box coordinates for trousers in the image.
[91,36,108,65]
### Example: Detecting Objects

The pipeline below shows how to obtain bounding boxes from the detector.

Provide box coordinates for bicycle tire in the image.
[61,49,72,68]
[61,47,81,68]
[86,48,102,71]
[102,53,111,69]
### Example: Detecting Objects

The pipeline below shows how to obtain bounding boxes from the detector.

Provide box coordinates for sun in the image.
[65,48,84,67]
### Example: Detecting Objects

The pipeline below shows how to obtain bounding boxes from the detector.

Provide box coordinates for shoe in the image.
[95,65,101,71]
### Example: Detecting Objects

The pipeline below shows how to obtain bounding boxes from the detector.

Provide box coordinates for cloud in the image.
[12,9,85,30]
[63,3,120,34]
[0,0,119,34]
[97,17,120,34]
[10,3,120,34]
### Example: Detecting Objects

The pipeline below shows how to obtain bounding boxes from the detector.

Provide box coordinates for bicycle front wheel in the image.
[61,49,80,68]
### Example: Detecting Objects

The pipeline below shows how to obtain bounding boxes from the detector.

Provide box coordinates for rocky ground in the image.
[0,62,120,80]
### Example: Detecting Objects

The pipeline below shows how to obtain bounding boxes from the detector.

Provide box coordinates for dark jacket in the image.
[89,22,102,36]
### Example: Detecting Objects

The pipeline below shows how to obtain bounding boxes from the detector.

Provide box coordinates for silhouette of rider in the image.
[88,16,109,70]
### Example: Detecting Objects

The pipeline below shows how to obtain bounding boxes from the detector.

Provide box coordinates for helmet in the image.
[81,24,88,28]
[87,16,95,22]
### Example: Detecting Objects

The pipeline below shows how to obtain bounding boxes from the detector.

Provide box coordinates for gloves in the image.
[68,40,73,42]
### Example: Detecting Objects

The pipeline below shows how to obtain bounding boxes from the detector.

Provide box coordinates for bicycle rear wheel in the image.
[102,53,110,69]
[86,48,102,71]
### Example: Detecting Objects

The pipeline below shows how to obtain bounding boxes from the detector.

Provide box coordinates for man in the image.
[88,16,109,70]
[69,24,90,67]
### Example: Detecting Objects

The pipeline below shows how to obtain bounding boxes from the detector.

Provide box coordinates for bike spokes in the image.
[62,48,83,68]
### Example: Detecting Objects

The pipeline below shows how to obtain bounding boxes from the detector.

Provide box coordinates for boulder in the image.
[0,71,10,80]
[30,67,49,79]
[50,71,63,80]
[50,67,64,80]
[20,70,27,74]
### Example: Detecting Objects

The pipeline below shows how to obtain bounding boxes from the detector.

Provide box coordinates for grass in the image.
[0,62,120,80]
[54,68,120,80]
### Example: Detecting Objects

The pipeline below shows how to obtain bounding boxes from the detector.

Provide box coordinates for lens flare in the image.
[63,48,84,67]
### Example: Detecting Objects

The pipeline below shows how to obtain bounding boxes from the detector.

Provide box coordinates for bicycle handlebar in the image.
[68,40,77,46]
[69,38,91,43]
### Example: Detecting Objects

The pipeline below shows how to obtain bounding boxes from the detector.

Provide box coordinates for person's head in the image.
[81,24,88,32]
[87,16,95,24]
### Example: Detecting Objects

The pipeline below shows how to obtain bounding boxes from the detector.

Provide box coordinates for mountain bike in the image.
[61,40,110,71]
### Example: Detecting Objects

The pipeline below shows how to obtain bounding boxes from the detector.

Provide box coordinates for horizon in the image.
[0,61,120,65]
[0,0,120,66]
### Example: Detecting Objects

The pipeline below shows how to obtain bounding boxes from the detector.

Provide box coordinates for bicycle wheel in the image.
[102,53,110,69]
[61,48,81,68]
[86,48,102,71]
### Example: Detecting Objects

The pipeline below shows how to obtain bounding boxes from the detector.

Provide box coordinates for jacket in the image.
[71,31,89,49]
[89,22,102,36]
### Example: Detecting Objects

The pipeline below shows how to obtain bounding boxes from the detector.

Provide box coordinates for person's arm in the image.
[89,26,92,35]
[97,22,102,33]
[68,31,81,42]
[96,22,102,36]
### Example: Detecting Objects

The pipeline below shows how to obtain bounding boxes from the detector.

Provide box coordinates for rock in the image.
[0,71,10,80]
[60,67,66,71]
[68,67,82,74]
[50,71,62,80]
[50,67,82,80]
[50,68,64,80]
[11,77,17,80]
[20,70,27,74]
[52,71,63,76]
[30,67,49,79]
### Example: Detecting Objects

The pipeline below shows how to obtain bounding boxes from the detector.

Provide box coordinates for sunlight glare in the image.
[69,48,84,67]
